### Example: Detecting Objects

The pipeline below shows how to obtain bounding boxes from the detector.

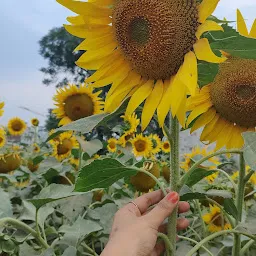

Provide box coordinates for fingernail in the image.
[167,192,179,204]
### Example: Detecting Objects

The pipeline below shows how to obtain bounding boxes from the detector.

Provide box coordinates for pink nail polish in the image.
[167,192,179,204]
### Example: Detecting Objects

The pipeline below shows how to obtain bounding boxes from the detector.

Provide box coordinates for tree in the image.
[39,27,88,88]
[45,109,59,132]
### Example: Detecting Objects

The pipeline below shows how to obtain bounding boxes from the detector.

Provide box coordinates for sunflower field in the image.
[1,0,256,255]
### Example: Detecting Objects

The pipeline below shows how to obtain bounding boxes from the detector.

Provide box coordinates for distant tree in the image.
[39,27,88,88]
[45,109,59,131]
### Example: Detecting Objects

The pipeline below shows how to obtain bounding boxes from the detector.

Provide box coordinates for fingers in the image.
[178,201,190,213]
[158,218,189,233]
[151,242,165,256]
[144,192,179,228]
[132,190,165,215]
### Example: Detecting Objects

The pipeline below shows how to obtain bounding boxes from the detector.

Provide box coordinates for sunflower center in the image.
[57,139,73,155]
[113,0,199,80]
[212,213,224,227]
[134,139,146,152]
[12,121,23,131]
[64,94,94,121]
[210,58,256,128]
[109,141,116,149]
[163,142,170,149]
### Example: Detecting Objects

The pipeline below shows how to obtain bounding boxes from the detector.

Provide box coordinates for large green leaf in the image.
[76,137,103,157]
[198,61,219,88]
[243,132,256,170]
[180,192,206,201]
[62,247,77,256]
[184,168,217,187]
[59,216,102,247]
[75,158,138,192]
[0,188,13,218]
[209,25,256,59]
[223,198,238,220]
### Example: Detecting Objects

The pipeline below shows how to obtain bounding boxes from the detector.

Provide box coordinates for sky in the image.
[0,0,255,126]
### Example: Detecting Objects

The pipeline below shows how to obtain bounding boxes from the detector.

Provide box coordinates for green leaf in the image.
[42,168,59,184]
[62,247,77,256]
[28,184,83,209]
[180,192,206,201]
[19,243,40,256]
[75,158,138,192]
[38,206,55,231]
[40,248,56,256]
[59,216,102,247]
[210,25,256,59]
[198,61,219,88]
[243,132,256,170]
[0,188,13,218]
[185,168,217,187]
[223,198,238,220]
[206,189,233,199]
[76,138,103,157]
[32,155,45,165]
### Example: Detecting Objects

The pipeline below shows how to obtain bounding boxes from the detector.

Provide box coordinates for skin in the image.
[101,190,190,256]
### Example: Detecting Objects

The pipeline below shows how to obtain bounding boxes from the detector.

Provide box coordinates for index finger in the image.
[133,190,165,215]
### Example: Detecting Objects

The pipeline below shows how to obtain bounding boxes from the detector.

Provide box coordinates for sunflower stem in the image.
[78,141,83,171]
[167,115,180,256]
[232,153,246,256]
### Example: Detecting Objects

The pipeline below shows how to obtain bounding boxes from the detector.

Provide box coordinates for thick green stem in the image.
[181,149,242,187]
[233,154,246,256]
[0,217,49,249]
[186,229,256,256]
[167,116,180,256]
[78,142,83,171]
[81,243,99,256]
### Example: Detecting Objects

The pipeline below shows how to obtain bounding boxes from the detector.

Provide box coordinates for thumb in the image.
[144,192,179,228]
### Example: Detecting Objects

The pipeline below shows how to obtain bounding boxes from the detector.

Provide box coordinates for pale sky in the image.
[0,0,255,126]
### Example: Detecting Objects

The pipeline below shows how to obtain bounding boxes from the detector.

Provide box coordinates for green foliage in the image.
[243,132,256,170]
[198,61,219,88]
[45,109,60,132]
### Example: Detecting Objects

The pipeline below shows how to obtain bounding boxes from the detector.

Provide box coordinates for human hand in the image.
[101,190,190,256]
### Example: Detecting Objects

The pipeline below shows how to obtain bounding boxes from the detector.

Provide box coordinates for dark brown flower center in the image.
[12,121,23,131]
[64,94,94,121]
[57,139,73,155]
[210,57,256,128]
[113,0,199,80]
[134,139,147,152]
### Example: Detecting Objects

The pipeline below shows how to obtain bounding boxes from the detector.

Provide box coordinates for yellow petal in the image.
[176,94,187,128]
[64,24,111,38]
[190,107,216,133]
[237,9,249,37]
[76,54,110,70]
[187,101,212,125]
[141,80,164,131]
[200,114,219,142]
[198,0,220,23]
[74,34,115,51]
[89,0,114,6]
[194,38,227,63]
[67,15,84,25]
[226,126,246,149]
[249,19,256,38]
[157,79,173,127]
[178,51,198,96]
[196,20,224,39]
[125,80,154,116]
[57,0,112,17]
[206,118,228,143]
[215,124,234,151]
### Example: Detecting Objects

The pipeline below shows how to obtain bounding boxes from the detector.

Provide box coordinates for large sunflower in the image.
[187,10,256,150]
[131,134,152,158]
[8,117,27,136]
[0,102,4,117]
[52,132,78,161]
[58,0,226,129]
[181,146,220,183]
[203,205,231,233]
[121,113,140,136]
[0,153,21,174]
[0,128,6,148]
[53,84,104,126]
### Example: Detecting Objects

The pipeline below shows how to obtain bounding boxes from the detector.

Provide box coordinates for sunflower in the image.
[48,129,61,145]
[93,154,100,159]
[203,205,232,232]
[31,118,39,127]
[187,10,256,150]
[131,134,152,158]
[118,133,134,147]
[232,166,256,186]
[181,146,220,183]
[58,0,226,129]
[8,117,27,136]
[162,140,171,153]
[52,132,78,161]
[0,153,21,174]
[121,113,140,135]
[107,138,118,153]
[0,128,6,148]
[0,102,4,117]
[14,179,30,188]
[33,143,40,153]
[27,160,39,172]
[70,156,79,168]
[53,84,104,126]
[148,134,161,155]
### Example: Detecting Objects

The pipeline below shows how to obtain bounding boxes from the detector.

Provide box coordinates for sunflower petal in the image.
[200,114,219,142]
[67,15,84,25]
[194,38,227,63]
[57,0,112,17]
[187,101,212,125]
[178,51,198,96]
[126,80,154,116]
[76,54,110,70]
[237,9,249,37]
[190,107,216,133]
[105,89,131,112]
[215,124,234,151]
[176,94,187,128]
[141,80,164,131]
[198,0,220,23]
[249,19,256,38]
[196,20,224,39]
[226,126,246,149]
